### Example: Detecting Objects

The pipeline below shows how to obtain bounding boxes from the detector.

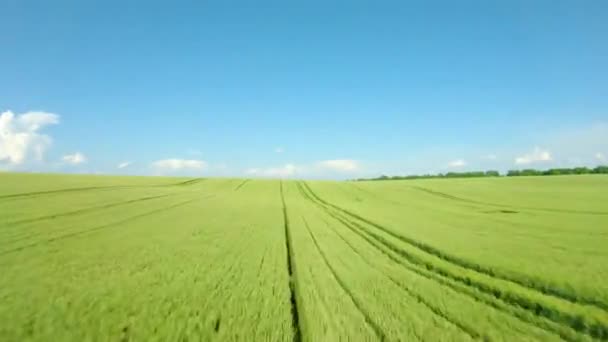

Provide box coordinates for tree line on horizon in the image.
[355,165,608,181]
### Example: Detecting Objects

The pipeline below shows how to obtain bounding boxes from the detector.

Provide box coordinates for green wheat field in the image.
[1,173,608,341]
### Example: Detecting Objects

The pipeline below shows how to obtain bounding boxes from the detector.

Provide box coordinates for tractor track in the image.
[0,178,205,201]
[411,186,608,216]
[298,181,607,341]
[302,181,608,313]
[234,179,250,191]
[299,182,577,340]
[280,181,303,342]
[301,216,387,341]
[0,197,201,257]
[0,193,206,247]
[309,213,481,340]
[3,193,174,228]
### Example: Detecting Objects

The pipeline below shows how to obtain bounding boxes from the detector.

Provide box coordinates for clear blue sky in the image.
[1,0,607,178]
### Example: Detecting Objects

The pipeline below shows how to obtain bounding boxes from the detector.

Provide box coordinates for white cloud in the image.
[62,152,87,165]
[448,159,466,168]
[0,110,59,165]
[596,152,606,162]
[152,159,206,171]
[246,163,298,178]
[515,147,552,165]
[245,159,361,179]
[537,123,607,166]
[275,147,285,153]
[267,164,297,177]
[316,159,359,172]
[117,161,131,169]
[483,154,497,160]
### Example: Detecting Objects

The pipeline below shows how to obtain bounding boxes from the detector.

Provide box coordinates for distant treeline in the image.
[355,165,608,181]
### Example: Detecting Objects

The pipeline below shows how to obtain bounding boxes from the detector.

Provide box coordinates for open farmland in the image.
[1,173,608,341]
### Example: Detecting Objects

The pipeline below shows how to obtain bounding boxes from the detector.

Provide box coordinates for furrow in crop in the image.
[348,183,402,206]
[0,197,201,257]
[302,181,608,313]
[280,181,303,342]
[411,186,608,215]
[300,216,387,341]
[0,186,128,200]
[310,213,481,340]
[3,194,174,228]
[0,178,199,201]
[305,263,341,337]
[256,243,270,279]
[297,182,600,341]
[234,179,250,191]
[305,188,599,339]
[1,192,208,246]
[315,203,578,340]
[173,178,205,186]
[257,252,266,277]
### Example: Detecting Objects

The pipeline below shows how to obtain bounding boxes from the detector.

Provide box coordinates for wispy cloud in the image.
[275,147,285,153]
[0,110,59,165]
[448,159,466,168]
[62,152,87,165]
[316,159,359,172]
[245,159,361,179]
[117,161,131,169]
[246,163,298,178]
[515,147,552,165]
[152,159,206,172]
[483,154,497,160]
[596,152,606,162]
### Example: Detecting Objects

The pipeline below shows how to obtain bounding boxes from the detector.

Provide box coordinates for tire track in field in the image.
[0,194,178,247]
[298,184,576,341]
[297,184,483,339]
[347,183,403,206]
[234,179,250,191]
[0,197,202,257]
[256,247,267,278]
[302,181,608,313]
[300,216,387,341]
[298,182,607,341]
[411,186,608,215]
[2,183,229,243]
[305,263,341,338]
[0,178,205,201]
[279,181,303,342]
[309,214,481,340]
[354,183,591,252]
[322,210,576,341]
[3,193,174,228]
[174,178,205,186]
[0,185,129,200]
[295,185,344,338]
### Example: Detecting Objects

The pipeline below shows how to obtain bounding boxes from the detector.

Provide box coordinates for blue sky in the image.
[1,0,607,178]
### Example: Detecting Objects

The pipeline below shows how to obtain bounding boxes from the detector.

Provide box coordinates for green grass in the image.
[1,173,607,341]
